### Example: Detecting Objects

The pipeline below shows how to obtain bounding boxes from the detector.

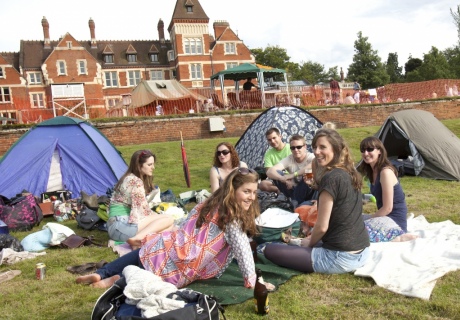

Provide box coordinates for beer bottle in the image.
[254,268,269,315]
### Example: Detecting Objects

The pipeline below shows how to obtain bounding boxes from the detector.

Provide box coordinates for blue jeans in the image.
[95,249,144,279]
[274,171,316,206]
[311,247,370,274]
[107,216,138,242]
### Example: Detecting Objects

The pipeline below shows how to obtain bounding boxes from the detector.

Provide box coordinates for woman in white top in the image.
[209,142,247,193]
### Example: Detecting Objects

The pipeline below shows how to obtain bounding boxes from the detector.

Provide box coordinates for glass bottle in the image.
[254,268,269,315]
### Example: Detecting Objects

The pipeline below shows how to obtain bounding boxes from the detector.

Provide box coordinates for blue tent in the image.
[0,116,127,198]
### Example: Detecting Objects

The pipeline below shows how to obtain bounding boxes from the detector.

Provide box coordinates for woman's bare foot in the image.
[127,238,141,250]
[91,275,120,288]
[392,233,418,242]
[76,273,101,285]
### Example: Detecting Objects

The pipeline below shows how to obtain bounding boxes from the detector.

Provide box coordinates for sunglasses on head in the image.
[290,145,304,150]
[360,147,376,153]
[238,167,256,175]
[139,150,152,157]
[216,149,231,156]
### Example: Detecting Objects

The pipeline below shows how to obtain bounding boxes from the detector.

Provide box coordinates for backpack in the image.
[76,206,102,230]
[0,194,43,232]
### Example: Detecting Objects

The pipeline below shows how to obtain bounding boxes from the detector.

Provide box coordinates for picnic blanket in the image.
[187,254,302,305]
[355,214,460,300]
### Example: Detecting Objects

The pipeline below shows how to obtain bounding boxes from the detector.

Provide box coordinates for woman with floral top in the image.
[108,150,174,248]
[77,168,275,291]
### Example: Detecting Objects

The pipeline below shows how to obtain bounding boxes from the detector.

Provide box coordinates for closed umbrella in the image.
[180,131,191,188]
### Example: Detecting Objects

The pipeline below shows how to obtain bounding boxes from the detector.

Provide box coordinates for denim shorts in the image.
[107,216,138,242]
[311,246,369,274]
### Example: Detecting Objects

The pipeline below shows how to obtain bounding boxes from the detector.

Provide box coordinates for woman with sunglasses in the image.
[210,142,247,193]
[108,150,174,249]
[357,137,416,242]
[264,129,370,274]
[77,168,275,291]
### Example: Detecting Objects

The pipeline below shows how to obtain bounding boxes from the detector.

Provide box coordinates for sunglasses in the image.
[139,150,152,157]
[360,147,376,153]
[216,149,231,156]
[290,145,304,150]
[238,167,256,175]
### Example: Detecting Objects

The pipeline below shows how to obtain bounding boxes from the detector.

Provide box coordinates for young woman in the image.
[264,129,370,274]
[108,150,174,248]
[77,168,274,290]
[358,137,416,242]
[209,142,247,193]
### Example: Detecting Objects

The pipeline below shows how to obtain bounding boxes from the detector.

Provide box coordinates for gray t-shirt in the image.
[318,168,370,251]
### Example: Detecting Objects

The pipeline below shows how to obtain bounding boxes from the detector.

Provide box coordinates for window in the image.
[29,72,42,84]
[127,70,141,86]
[57,61,66,75]
[31,93,45,108]
[66,41,72,49]
[104,71,118,87]
[190,64,202,80]
[127,54,137,63]
[168,51,174,61]
[225,43,236,54]
[104,54,114,63]
[226,62,238,69]
[107,98,120,108]
[184,38,202,55]
[150,70,163,80]
[78,60,87,75]
[0,87,11,102]
[150,53,159,62]
[0,67,3,78]
[186,5,193,12]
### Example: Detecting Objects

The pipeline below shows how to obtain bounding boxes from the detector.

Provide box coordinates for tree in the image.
[346,32,390,89]
[385,52,403,83]
[289,60,328,84]
[451,5,460,45]
[251,45,291,69]
[404,55,423,74]
[444,46,460,78]
[416,47,453,80]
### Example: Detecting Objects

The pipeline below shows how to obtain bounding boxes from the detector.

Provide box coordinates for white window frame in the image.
[0,87,11,103]
[150,70,163,80]
[127,70,141,86]
[127,54,137,63]
[77,60,87,75]
[184,38,203,55]
[104,71,118,87]
[0,67,4,78]
[30,92,45,108]
[150,53,159,62]
[66,41,72,49]
[29,72,42,84]
[104,55,114,63]
[168,50,174,61]
[225,42,236,54]
[226,62,238,69]
[106,97,120,108]
[190,64,202,80]
[57,60,66,75]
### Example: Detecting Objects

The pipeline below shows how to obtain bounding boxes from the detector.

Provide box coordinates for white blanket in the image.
[354,214,460,300]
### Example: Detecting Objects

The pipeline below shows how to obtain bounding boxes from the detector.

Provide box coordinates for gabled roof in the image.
[169,0,209,31]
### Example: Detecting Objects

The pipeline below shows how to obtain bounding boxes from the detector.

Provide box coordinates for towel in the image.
[122,265,185,318]
[354,214,460,300]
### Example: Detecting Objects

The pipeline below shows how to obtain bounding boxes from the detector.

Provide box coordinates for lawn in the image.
[1,120,460,319]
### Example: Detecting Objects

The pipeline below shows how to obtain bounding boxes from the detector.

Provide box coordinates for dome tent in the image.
[0,116,127,198]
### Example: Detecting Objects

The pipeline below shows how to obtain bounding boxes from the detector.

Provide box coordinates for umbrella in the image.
[180,131,191,188]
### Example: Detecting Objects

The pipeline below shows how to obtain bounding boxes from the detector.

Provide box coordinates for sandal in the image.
[0,269,21,283]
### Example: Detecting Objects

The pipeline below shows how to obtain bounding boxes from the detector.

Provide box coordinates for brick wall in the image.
[1,99,459,155]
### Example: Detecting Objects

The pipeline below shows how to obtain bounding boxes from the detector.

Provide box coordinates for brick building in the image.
[0,0,254,124]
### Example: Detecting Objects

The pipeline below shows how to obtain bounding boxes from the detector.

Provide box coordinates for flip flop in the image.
[0,270,21,283]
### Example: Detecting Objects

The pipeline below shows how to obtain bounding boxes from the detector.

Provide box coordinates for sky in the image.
[1,0,458,75]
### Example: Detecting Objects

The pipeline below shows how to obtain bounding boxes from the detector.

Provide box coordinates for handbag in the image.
[0,194,43,232]
[60,234,104,249]
[76,206,102,230]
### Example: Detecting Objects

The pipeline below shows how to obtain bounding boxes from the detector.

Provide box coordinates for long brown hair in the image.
[212,142,240,168]
[114,150,156,194]
[197,168,260,236]
[357,136,397,184]
[312,128,362,190]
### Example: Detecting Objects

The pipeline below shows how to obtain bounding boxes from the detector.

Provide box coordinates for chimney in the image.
[42,16,51,49]
[157,19,165,43]
[89,18,97,48]
[213,20,229,40]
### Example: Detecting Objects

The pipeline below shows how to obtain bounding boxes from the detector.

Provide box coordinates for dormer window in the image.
[127,54,137,63]
[104,54,114,63]
[186,6,193,12]
[150,53,159,62]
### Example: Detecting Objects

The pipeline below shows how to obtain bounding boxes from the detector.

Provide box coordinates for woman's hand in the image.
[265,282,276,291]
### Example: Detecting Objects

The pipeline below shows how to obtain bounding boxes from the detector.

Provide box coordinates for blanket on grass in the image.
[187,254,302,305]
[354,214,460,300]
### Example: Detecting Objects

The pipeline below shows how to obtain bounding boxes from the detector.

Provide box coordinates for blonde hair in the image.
[322,122,336,130]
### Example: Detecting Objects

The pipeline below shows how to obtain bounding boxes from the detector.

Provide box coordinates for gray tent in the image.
[376,109,460,180]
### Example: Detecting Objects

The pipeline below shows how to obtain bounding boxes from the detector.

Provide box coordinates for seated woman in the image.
[264,128,370,274]
[108,150,174,249]
[77,168,274,290]
[209,142,248,193]
[357,137,417,242]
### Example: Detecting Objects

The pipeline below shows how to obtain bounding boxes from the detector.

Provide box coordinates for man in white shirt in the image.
[267,134,316,206]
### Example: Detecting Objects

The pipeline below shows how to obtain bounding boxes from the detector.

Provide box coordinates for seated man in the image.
[266,134,316,207]
[259,128,291,193]
[243,78,257,91]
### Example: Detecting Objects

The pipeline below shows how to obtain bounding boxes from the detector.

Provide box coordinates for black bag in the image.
[0,194,43,232]
[76,206,102,230]
[0,234,24,252]
[91,278,226,320]
[257,191,294,213]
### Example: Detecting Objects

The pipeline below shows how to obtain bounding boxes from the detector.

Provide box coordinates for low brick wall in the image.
[1,99,459,155]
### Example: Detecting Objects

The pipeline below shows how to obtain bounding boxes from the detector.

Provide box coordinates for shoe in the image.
[0,270,21,283]
[91,277,126,320]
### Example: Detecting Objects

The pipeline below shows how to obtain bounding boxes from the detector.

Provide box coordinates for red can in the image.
[36,263,46,280]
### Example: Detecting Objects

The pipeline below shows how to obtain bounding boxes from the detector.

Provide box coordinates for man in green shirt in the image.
[259,128,291,193]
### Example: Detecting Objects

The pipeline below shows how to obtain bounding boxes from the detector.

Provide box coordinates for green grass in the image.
[1,120,460,319]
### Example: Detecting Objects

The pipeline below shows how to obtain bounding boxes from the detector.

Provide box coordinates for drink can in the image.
[36,263,46,280]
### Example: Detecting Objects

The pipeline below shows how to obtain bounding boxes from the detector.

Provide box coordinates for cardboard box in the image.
[39,202,54,216]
